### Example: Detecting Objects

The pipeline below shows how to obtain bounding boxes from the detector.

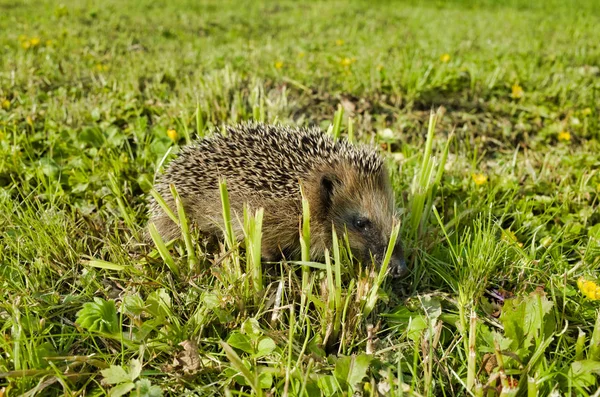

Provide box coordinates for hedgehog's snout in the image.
[388,238,409,278]
[389,255,409,278]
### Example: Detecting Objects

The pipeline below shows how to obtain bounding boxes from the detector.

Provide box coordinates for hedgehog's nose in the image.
[389,256,409,278]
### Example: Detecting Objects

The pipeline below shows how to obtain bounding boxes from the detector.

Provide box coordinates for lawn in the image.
[1,0,600,395]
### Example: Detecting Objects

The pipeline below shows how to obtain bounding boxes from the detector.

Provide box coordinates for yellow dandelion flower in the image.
[297,52,305,58]
[30,37,41,47]
[502,229,523,247]
[167,129,178,142]
[95,63,109,72]
[582,108,592,116]
[471,173,488,186]
[335,39,344,46]
[558,131,571,142]
[540,236,552,248]
[440,53,451,63]
[1,99,10,109]
[21,41,31,49]
[340,57,355,67]
[274,61,283,70]
[26,116,33,126]
[511,83,524,99]
[578,277,600,300]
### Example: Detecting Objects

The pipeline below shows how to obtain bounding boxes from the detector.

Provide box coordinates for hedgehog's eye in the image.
[353,217,371,231]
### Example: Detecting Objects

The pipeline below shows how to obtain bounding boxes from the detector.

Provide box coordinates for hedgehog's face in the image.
[320,170,409,278]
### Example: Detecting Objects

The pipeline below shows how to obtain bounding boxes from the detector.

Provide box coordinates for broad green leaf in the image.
[242,318,262,338]
[347,354,372,389]
[101,365,130,385]
[227,332,254,354]
[146,289,172,319]
[258,370,273,389]
[421,295,442,322]
[129,359,142,381]
[135,379,163,397]
[317,375,340,397]
[255,337,276,358]
[570,360,600,389]
[523,291,553,341]
[500,290,553,351]
[588,224,600,241]
[108,382,135,397]
[407,315,428,343]
[202,293,219,309]
[76,297,120,335]
[334,354,372,391]
[122,295,145,317]
[501,298,526,350]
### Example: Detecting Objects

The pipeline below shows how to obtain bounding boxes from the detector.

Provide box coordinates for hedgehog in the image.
[148,122,408,277]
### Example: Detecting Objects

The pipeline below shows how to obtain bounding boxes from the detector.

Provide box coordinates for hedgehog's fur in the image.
[148,122,408,277]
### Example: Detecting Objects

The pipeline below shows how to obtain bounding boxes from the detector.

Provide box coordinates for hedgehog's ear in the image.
[320,174,341,212]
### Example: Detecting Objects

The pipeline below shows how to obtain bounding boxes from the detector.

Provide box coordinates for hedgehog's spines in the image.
[222,121,383,174]
[156,122,385,202]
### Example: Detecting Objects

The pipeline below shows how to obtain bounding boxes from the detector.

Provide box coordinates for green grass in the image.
[1,0,600,395]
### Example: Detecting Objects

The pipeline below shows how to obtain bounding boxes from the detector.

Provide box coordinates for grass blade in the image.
[149,189,179,226]
[220,341,262,396]
[85,259,126,271]
[244,206,264,296]
[170,184,198,271]
[331,104,344,139]
[148,222,179,278]
[363,222,401,317]
[300,185,311,317]
[219,179,236,251]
